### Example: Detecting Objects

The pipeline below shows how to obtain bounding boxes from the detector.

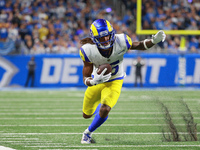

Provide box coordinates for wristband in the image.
[143,39,149,49]
[84,77,90,86]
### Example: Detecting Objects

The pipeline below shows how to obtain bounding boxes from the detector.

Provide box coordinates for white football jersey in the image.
[79,34,132,81]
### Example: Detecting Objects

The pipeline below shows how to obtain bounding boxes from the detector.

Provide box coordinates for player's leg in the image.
[82,80,123,143]
[100,79,123,117]
[87,104,110,133]
[25,72,31,87]
[81,85,102,144]
[93,103,101,115]
[82,85,102,119]
[31,72,35,87]
[83,103,101,119]
[134,74,137,87]
[139,74,143,87]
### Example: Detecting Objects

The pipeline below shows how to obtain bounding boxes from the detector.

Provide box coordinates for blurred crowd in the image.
[0,0,199,55]
[123,0,200,53]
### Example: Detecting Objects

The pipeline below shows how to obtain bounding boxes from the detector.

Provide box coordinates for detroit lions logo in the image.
[0,57,19,87]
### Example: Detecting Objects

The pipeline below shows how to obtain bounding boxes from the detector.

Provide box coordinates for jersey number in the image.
[110,60,119,75]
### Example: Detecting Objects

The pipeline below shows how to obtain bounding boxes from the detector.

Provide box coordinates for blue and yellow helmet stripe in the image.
[106,20,113,32]
[90,24,99,36]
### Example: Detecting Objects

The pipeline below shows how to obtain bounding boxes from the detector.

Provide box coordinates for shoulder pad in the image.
[79,47,91,63]
[124,34,132,50]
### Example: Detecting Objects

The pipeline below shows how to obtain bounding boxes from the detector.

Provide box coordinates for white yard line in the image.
[1,117,200,120]
[0,112,199,115]
[1,97,200,102]
[0,99,82,102]
[0,146,16,150]
[1,138,39,140]
[1,135,26,137]
[0,141,40,143]
[0,124,191,127]
[1,132,200,135]
[0,108,157,111]
[26,145,200,148]
[1,143,199,149]
[0,109,82,111]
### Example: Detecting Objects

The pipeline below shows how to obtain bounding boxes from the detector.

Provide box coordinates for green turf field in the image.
[0,89,200,150]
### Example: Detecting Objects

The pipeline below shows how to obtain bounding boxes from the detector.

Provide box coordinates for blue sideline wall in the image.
[0,54,200,87]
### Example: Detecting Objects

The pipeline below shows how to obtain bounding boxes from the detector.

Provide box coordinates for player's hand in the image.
[151,30,166,44]
[90,68,111,85]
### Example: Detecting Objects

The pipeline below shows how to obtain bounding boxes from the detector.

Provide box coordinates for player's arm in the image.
[79,47,95,86]
[130,30,166,51]
[83,61,111,86]
[82,61,94,86]
[80,47,111,86]
[130,40,153,50]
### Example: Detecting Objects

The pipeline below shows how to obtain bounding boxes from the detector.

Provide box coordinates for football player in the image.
[79,19,166,144]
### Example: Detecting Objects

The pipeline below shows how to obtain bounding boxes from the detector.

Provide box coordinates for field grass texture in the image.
[0,89,200,150]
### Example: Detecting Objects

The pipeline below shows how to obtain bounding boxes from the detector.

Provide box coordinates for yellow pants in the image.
[82,79,123,115]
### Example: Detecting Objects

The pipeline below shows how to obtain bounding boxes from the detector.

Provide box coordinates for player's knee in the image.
[83,113,92,119]
[99,104,111,118]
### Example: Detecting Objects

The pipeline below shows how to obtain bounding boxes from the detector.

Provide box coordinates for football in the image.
[97,64,112,75]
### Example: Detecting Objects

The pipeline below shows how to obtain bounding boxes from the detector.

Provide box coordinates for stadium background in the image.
[0,1,200,150]
[0,0,200,88]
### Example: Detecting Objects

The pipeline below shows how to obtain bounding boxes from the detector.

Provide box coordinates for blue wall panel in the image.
[0,54,199,87]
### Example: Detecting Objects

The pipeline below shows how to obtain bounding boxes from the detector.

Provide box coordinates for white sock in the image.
[84,128,92,135]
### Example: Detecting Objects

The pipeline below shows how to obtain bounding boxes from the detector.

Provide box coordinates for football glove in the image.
[151,30,166,44]
[90,68,111,85]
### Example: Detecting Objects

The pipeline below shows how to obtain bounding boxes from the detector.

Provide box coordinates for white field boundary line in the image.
[0,109,199,112]
[1,132,200,135]
[26,145,200,148]
[0,109,178,112]
[0,141,41,143]
[0,109,156,112]
[0,141,53,143]
[1,142,200,148]
[0,109,84,111]
[0,87,199,91]
[1,99,83,102]
[1,100,200,104]
[6,141,200,148]
[0,146,16,150]
[0,124,194,127]
[0,108,171,110]
[0,112,199,115]
[1,117,200,120]
[0,88,86,92]
[0,106,80,108]
[0,143,198,149]
[0,136,26,137]
[1,138,39,140]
